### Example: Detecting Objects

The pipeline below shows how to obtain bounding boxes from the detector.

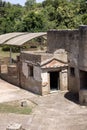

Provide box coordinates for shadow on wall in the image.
[64,92,79,104]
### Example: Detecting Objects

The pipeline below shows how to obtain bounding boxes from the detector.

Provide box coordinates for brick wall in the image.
[20,52,41,64]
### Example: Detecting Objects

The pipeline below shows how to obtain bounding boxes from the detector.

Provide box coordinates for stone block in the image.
[0,64,8,73]
[6,123,23,130]
[8,65,17,76]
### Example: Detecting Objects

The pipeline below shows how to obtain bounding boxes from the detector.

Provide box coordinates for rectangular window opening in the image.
[70,67,75,76]
[28,65,33,77]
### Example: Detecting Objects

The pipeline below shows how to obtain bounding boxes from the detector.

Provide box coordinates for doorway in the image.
[50,71,59,90]
[80,70,87,89]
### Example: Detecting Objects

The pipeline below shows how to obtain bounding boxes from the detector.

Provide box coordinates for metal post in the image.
[20,47,22,53]
[10,47,12,64]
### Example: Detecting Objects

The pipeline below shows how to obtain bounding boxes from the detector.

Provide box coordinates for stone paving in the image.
[0,78,87,130]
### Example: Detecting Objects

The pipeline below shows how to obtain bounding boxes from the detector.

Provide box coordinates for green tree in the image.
[82,14,87,24]
[0,0,87,34]
[17,11,45,32]
[42,0,53,7]
[25,0,36,10]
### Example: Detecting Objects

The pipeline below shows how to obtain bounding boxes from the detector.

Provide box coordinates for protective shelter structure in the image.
[0,32,47,63]
[0,32,47,45]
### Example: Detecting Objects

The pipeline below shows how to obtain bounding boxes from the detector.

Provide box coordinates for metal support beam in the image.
[20,47,22,53]
[10,47,12,64]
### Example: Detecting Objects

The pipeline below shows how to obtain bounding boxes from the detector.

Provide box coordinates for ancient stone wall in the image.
[47,29,80,93]
[0,57,10,65]
[47,30,79,53]
[79,89,87,105]
[0,64,8,73]
[20,61,42,95]
[8,65,17,76]
[54,53,68,63]
[20,52,41,64]
[47,30,68,53]
[68,30,80,93]
[0,63,19,87]
[79,25,87,71]
[60,69,68,91]
[47,29,79,59]
[21,52,54,64]
[0,73,19,86]
[41,54,53,62]
[41,71,50,95]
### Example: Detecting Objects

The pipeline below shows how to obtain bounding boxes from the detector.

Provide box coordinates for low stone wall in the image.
[8,64,17,76]
[0,73,19,86]
[21,52,41,64]
[20,73,42,95]
[0,63,19,87]
[0,64,8,73]
[0,57,10,65]
[79,89,87,105]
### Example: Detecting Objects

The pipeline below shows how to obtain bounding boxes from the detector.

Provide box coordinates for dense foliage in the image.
[0,0,87,34]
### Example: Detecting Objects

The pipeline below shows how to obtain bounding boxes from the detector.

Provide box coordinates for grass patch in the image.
[0,100,35,115]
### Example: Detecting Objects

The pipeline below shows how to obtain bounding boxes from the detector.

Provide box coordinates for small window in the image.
[28,65,33,77]
[70,67,75,76]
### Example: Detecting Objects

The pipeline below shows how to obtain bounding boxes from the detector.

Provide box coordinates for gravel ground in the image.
[0,78,87,130]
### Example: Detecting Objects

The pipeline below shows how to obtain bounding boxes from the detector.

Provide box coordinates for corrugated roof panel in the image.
[0,32,26,44]
[4,32,47,46]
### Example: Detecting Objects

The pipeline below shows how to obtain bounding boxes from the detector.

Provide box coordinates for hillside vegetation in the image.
[0,0,87,34]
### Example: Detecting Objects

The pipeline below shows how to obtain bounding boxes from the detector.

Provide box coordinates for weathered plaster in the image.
[22,62,28,78]
[34,66,41,82]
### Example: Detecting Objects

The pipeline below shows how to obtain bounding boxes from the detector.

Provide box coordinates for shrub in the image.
[2,45,20,53]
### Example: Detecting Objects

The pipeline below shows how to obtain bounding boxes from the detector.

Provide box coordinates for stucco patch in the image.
[22,62,28,78]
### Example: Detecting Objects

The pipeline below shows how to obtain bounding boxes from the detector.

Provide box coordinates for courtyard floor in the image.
[0,78,87,130]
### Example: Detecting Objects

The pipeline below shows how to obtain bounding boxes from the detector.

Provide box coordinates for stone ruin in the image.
[6,123,25,130]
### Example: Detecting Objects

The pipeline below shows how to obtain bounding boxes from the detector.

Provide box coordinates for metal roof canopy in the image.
[0,32,27,45]
[0,32,47,46]
[0,32,47,64]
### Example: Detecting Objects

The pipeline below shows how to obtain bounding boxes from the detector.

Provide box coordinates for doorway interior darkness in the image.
[50,71,59,90]
[80,70,87,89]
